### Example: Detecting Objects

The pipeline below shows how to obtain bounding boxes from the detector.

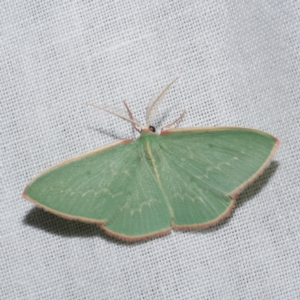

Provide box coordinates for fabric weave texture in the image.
[2,1,299,299]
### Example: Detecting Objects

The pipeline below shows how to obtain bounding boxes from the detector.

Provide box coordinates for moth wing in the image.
[24,139,171,241]
[156,127,279,228]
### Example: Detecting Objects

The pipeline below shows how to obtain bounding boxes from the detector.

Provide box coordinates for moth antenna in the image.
[161,108,187,132]
[87,103,143,129]
[123,101,141,133]
[146,77,179,126]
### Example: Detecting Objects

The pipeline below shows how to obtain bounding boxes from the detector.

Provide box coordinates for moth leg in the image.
[123,100,141,133]
[161,108,186,132]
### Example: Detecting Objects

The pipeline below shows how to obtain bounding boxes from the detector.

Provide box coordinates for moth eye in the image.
[149,125,156,133]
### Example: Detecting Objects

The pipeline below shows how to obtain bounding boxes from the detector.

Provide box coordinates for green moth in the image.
[23,81,279,241]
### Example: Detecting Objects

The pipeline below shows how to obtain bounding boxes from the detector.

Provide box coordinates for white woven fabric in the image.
[2,1,299,299]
